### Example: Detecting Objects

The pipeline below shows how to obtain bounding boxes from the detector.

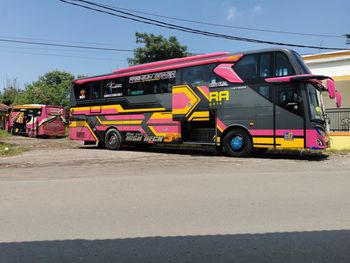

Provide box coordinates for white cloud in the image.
[226,6,237,21]
[251,5,263,16]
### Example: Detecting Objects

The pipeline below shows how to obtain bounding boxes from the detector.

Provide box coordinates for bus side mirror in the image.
[326,79,335,99]
[335,91,342,108]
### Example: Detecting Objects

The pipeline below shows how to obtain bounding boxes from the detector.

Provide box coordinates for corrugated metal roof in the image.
[0,103,10,111]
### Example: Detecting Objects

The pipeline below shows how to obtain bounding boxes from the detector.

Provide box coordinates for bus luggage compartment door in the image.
[172,84,210,122]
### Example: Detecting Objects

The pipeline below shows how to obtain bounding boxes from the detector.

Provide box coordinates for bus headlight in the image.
[315,127,325,137]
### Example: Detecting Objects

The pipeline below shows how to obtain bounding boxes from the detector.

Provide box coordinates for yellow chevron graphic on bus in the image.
[172,85,200,117]
[188,111,210,121]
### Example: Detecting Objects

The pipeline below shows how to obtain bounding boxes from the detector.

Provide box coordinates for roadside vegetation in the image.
[0,130,25,157]
[0,129,11,138]
[0,142,25,157]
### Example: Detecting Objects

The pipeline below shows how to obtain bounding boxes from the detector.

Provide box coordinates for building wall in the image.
[303,52,350,109]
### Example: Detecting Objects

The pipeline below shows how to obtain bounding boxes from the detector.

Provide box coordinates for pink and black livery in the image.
[69,48,342,157]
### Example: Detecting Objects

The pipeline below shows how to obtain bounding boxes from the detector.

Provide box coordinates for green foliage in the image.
[13,70,74,107]
[128,32,190,65]
[0,78,21,105]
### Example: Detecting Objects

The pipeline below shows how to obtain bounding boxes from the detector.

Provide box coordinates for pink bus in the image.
[7,104,66,137]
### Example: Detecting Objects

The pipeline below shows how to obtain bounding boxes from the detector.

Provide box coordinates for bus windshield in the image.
[306,83,326,122]
[292,51,311,74]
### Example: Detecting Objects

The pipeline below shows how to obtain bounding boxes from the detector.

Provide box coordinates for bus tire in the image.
[223,129,253,157]
[105,128,122,150]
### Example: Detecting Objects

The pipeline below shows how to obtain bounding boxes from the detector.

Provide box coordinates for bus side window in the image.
[182,66,204,85]
[104,79,124,98]
[129,83,145,96]
[158,78,175,93]
[277,85,300,115]
[275,52,295,77]
[233,54,258,80]
[259,86,271,100]
[260,53,272,77]
[91,81,101,99]
[252,85,273,101]
[75,83,89,101]
[181,64,220,86]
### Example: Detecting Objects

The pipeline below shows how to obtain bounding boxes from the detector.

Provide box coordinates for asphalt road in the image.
[0,137,350,262]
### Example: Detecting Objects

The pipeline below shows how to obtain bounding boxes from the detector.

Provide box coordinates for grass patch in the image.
[0,142,25,157]
[0,129,11,138]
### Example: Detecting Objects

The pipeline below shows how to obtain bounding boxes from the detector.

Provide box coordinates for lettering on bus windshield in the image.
[129,70,176,83]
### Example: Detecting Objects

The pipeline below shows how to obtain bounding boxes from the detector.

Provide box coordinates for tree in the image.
[128,32,190,65]
[14,70,74,107]
[0,78,21,105]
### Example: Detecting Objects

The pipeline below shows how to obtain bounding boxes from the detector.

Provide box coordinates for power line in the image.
[0,48,126,62]
[0,38,134,52]
[0,43,132,54]
[102,3,344,39]
[59,0,348,51]
[0,34,136,49]
[0,39,204,56]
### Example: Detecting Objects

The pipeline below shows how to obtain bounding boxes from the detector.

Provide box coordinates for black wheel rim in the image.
[108,133,118,148]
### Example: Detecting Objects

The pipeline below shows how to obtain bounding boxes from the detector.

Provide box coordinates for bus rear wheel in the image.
[223,129,253,157]
[105,129,122,150]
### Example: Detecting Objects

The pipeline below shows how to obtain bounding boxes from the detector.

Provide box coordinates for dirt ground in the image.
[0,135,349,170]
[0,135,343,169]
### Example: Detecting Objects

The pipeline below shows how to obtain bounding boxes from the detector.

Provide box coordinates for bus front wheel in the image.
[105,129,122,150]
[223,129,253,157]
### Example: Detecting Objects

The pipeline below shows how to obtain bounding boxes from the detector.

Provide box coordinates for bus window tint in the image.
[292,51,311,74]
[127,78,175,96]
[277,85,300,115]
[234,54,258,80]
[259,86,271,100]
[275,52,294,77]
[91,81,101,99]
[74,84,89,101]
[181,65,218,85]
[128,83,145,96]
[252,85,272,101]
[104,79,124,98]
[260,54,272,77]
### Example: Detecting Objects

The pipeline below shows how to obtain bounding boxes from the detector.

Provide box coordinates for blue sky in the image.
[1,0,349,90]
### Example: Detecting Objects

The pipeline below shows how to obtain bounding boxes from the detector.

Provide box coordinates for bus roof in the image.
[12,104,63,109]
[113,52,229,74]
[73,48,293,85]
[74,52,241,84]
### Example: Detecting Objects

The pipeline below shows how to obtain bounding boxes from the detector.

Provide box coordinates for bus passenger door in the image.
[172,84,214,142]
[88,81,102,142]
[274,84,305,148]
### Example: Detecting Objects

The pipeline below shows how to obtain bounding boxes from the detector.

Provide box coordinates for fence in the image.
[326,108,350,132]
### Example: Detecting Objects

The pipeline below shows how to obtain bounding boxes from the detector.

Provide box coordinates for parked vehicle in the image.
[8,104,66,137]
